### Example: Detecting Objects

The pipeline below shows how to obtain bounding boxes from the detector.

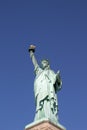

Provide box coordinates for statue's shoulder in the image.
[49,69,55,75]
[34,66,42,75]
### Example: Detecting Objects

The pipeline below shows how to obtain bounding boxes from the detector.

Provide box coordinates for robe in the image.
[34,66,62,123]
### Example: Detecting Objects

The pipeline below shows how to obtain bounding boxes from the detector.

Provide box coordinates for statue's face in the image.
[41,60,49,69]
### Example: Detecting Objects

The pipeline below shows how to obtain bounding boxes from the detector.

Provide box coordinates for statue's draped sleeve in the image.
[29,50,41,75]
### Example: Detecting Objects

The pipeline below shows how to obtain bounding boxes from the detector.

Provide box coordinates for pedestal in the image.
[25,119,66,130]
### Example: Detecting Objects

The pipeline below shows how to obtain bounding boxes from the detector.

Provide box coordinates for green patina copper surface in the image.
[29,45,62,124]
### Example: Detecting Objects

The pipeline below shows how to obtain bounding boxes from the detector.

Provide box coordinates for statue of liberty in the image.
[29,45,62,124]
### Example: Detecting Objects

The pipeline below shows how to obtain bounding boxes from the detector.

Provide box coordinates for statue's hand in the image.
[29,44,36,52]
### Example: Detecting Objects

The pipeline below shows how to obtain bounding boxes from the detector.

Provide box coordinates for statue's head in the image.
[41,59,50,69]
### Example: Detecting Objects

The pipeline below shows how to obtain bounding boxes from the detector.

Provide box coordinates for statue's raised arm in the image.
[28,45,39,70]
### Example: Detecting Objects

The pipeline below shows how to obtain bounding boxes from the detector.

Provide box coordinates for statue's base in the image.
[25,118,66,130]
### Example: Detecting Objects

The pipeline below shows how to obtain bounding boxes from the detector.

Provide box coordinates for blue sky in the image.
[0,0,87,130]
